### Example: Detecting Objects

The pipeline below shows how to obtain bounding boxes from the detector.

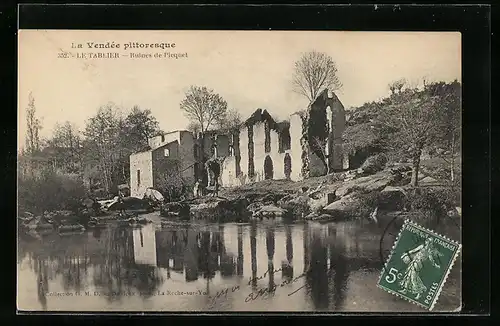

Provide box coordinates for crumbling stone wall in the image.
[289,113,303,181]
[216,94,347,186]
[233,132,241,177]
[299,89,348,177]
[247,125,255,181]
[238,127,249,185]
[264,121,271,153]
[329,91,347,171]
[268,128,287,179]
[299,111,311,179]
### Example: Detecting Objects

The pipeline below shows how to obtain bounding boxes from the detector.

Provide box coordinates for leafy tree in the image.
[24,92,43,155]
[215,108,243,133]
[292,51,342,103]
[377,81,460,186]
[120,106,161,152]
[115,106,161,183]
[180,86,228,134]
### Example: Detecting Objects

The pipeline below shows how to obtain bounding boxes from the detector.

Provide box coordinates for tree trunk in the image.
[410,147,423,187]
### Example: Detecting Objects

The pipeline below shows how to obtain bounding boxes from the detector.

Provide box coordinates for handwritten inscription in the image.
[245,272,310,302]
[208,285,241,305]
[205,267,312,306]
[247,267,283,285]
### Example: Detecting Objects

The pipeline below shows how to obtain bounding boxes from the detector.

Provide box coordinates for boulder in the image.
[312,213,336,222]
[190,198,250,222]
[276,194,294,206]
[161,202,190,219]
[419,176,440,186]
[252,205,287,219]
[247,202,264,214]
[322,194,360,219]
[58,223,85,233]
[304,212,319,220]
[335,171,395,198]
[108,197,153,212]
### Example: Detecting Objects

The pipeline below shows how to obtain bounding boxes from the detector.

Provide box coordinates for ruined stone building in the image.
[129,89,348,197]
[216,88,349,187]
[129,130,196,198]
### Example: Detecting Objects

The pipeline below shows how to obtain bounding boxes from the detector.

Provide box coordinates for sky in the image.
[18,30,461,150]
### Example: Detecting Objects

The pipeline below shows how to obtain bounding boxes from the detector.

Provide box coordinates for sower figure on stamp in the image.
[399,237,443,300]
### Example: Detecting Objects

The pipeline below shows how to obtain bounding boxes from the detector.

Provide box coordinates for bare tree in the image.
[83,103,123,193]
[379,87,445,186]
[427,81,461,183]
[25,92,43,155]
[47,121,83,173]
[292,51,342,103]
[180,86,228,134]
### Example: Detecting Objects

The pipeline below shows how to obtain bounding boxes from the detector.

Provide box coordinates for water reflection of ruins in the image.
[19,222,382,311]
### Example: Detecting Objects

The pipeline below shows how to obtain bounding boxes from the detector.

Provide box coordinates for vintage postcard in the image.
[17,30,462,312]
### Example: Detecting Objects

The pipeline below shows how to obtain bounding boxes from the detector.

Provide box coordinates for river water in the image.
[17,215,461,312]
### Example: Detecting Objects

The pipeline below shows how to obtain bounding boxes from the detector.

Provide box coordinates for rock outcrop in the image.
[189,197,251,223]
[322,194,359,218]
[335,171,396,197]
[252,205,287,219]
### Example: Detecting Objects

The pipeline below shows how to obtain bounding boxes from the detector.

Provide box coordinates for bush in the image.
[18,172,86,214]
[350,191,382,218]
[361,153,388,175]
[350,185,460,220]
[405,186,460,218]
[278,195,311,218]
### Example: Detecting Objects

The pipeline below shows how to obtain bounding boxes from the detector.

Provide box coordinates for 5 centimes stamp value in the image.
[377,219,461,311]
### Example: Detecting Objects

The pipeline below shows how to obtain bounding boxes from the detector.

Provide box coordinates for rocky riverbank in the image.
[160,158,460,225]
[19,159,461,233]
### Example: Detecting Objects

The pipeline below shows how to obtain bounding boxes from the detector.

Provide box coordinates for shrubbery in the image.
[360,153,388,174]
[405,186,460,218]
[18,172,86,214]
[351,185,460,220]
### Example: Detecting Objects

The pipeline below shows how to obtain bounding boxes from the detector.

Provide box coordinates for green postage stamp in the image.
[377,219,461,311]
